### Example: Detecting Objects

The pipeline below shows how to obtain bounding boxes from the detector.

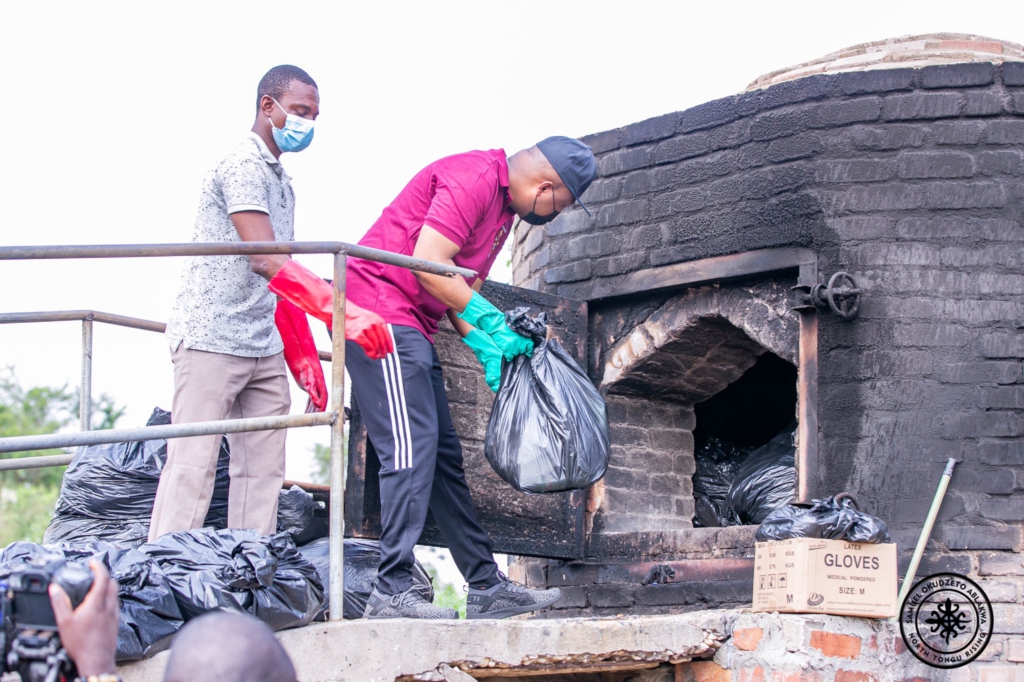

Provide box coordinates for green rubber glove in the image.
[463,329,503,392]
[457,292,534,361]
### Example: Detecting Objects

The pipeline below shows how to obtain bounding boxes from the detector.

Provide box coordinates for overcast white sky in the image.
[1,0,1021,481]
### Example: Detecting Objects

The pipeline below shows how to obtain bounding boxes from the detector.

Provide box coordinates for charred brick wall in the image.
[598,395,696,534]
[591,279,799,547]
[511,62,1024,611]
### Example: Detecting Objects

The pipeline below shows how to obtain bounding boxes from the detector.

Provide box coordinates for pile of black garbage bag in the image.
[45,408,230,546]
[141,528,324,630]
[0,528,332,661]
[692,437,749,528]
[485,308,610,493]
[755,495,890,543]
[3,412,439,660]
[692,427,797,527]
[297,537,434,620]
[277,485,329,545]
[0,541,183,661]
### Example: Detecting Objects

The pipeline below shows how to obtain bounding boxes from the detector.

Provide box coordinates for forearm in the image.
[411,224,477,311]
[448,310,474,337]
[250,254,290,281]
[230,210,289,281]
[446,279,484,338]
[415,269,474,312]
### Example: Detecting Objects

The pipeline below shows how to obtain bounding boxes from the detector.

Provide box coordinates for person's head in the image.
[254,65,320,156]
[162,612,297,682]
[507,137,597,225]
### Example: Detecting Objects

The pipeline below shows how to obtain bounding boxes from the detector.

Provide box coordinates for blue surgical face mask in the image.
[269,98,314,153]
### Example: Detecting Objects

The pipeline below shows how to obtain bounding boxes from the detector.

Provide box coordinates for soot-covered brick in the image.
[882,92,962,120]
[510,62,1024,571]
[839,68,916,95]
[1004,61,1024,87]
[919,62,996,88]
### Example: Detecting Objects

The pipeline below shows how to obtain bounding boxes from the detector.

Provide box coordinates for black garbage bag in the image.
[44,516,154,547]
[725,428,797,525]
[755,496,891,543]
[692,437,752,528]
[277,486,329,546]
[45,407,230,546]
[297,538,433,620]
[0,541,61,575]
[484,308,609,493]
[0,541,183,661]
[142,528,323,631]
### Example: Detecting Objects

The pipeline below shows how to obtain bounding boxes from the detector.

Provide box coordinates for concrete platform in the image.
[117,611,736,682]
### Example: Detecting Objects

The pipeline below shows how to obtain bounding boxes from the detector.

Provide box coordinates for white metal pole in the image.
[896,458,957,609]
[80,317,93,431]
[329,252,348,621]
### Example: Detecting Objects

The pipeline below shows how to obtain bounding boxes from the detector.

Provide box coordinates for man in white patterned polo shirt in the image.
[152,65,389,540]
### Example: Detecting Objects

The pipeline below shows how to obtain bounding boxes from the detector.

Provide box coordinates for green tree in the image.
[0,368,123,546]
[310,440,347,486]
[311,443,330,485]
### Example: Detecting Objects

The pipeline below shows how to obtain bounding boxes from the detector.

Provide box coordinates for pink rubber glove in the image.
[268,259,393,360]
[275,299,328,412]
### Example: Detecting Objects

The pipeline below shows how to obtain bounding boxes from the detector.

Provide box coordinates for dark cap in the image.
[536,136,598,216]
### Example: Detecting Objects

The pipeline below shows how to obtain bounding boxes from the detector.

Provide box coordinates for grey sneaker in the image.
[363,586,458,619]
[466,573,562,619]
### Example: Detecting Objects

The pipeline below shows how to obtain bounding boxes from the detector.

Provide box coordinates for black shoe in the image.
[363,586,458,619]
[466,573,562,619]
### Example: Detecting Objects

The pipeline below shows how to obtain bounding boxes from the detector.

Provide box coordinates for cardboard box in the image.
[752,538,897,618]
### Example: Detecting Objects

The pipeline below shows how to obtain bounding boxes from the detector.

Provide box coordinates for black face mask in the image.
[521,190,559,225]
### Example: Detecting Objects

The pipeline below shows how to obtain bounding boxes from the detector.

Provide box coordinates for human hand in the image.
[462,329,503,391]
[346,302,393,360]
[457,293,534,361]
[485,321,535,362]
[276,299,329,411]
[49,559,120,677]
[267,260,393,360]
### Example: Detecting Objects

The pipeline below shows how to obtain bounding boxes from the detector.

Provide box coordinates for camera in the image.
[1,560,93,682]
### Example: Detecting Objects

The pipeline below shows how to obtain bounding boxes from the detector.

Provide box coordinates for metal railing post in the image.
[329,252,348,621]
[81,316,93,431]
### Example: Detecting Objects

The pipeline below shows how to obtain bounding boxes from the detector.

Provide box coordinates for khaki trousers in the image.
[148,344,291,540]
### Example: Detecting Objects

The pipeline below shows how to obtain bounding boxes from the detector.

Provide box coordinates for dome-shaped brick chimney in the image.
[748,33,1024,90]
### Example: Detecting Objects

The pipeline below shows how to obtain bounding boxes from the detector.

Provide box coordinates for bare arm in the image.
[231,211,290,280]
[412,225,476,311]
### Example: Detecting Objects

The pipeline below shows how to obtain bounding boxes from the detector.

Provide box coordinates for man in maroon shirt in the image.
[271,137,596,618]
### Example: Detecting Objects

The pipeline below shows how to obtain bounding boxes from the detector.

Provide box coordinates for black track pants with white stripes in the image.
[346,324,500,595]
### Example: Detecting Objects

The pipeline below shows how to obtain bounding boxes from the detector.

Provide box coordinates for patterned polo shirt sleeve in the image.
[220,154,273,215]
[165,135,295,358]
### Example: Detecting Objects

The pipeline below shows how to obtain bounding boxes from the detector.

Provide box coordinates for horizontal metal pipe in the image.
[282,479,331,493]
[345,243,477,279]
[0,242,476,279]
[0,453,75,471]
[0,411,337,458]
[89,311,166,332]
[0,310,95,324]
[0,310,166,333]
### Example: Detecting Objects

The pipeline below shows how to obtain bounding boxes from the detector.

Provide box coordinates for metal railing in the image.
[0,241,475,622]
[0,310,167,433]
